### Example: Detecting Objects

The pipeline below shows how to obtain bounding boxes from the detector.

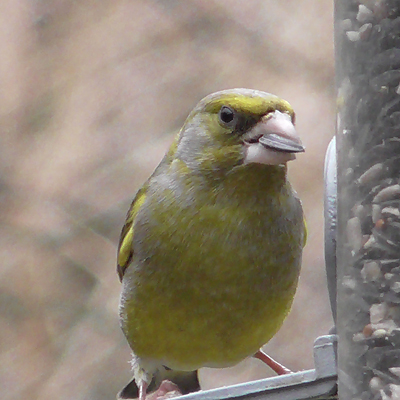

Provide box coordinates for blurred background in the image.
[0,1,335,399]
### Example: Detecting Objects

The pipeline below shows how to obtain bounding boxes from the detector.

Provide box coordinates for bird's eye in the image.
[218,106,236,127]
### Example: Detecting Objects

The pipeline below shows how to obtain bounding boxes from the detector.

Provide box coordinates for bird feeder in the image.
[335,1,400,399]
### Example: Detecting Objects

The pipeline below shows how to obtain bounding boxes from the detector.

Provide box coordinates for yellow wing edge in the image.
[117,187,147,281]
[302,216,307,248]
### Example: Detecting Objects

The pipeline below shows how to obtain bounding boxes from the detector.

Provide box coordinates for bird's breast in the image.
[120,170,304,371]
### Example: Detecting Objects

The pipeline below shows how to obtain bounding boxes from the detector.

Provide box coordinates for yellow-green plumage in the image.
[117,88,306,398]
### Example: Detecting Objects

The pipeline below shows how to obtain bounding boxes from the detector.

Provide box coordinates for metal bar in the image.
[175,335,337,400]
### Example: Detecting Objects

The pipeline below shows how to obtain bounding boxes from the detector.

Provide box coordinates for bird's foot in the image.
[146,380,182,400]
[254,349,292,375]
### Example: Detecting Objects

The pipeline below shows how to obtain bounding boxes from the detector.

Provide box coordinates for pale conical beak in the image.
[243,110,304,165]
[258,111,304,153]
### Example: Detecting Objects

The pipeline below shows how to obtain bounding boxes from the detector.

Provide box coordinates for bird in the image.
[117,88,306,400]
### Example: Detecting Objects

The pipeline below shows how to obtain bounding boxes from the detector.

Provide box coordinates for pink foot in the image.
[146,380,182,400]
[254,349,292,375]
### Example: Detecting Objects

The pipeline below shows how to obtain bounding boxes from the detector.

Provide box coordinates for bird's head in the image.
[170,88,304,176]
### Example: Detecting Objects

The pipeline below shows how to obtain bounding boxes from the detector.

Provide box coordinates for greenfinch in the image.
[117,88,306,399]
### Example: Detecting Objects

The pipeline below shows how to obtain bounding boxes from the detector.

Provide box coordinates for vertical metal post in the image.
[335,1,400,399]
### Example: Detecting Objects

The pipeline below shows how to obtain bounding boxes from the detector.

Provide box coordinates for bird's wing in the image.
[303,216,308,248]
[117,186,147,281]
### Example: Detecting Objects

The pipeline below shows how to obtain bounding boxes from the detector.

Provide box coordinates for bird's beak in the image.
[243,111,304,165]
